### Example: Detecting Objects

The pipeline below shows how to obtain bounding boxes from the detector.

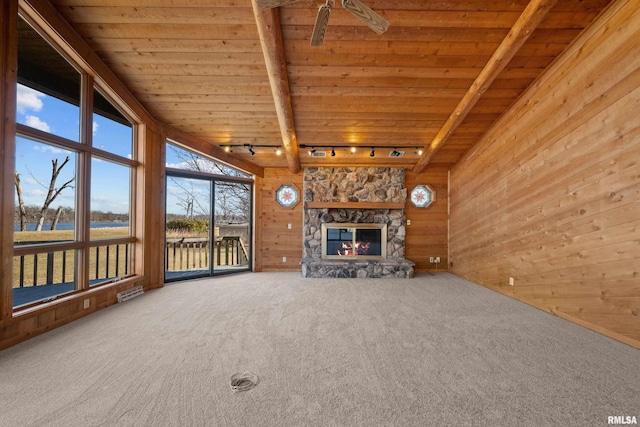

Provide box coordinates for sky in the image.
[15,83,250,219]
[15,84,132,216]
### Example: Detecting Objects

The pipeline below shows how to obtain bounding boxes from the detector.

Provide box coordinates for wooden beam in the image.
[413,0,559,173]
[251,0,301,174]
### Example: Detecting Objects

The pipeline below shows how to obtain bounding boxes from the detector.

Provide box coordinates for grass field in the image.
[14,227,130,244]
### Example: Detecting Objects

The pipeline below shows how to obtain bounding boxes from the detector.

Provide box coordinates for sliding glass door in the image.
[165,175,212,281]
[213,180,251,273]
[165,173,252,281]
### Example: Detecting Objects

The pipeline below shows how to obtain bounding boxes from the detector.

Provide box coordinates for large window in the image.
[12,15,137,308]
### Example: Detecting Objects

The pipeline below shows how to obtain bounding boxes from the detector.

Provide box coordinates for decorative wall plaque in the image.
[410,185,435,208]
[276,184,299,208]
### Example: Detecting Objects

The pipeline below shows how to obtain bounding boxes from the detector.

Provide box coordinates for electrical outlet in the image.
[83,298,90,309]
[287,223,291,229]
[435,257,440,263]
[509,277,515,286]
[282,256,287,263]
[407,219,411,226]
[430,257,434,263]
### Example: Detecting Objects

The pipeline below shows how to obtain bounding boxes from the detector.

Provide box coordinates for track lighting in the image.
[248,146,255,156]
[390,148,400,157]
[350,147,356,153]
[370,148,375,157]
[276,148,282,156]
[308,148,316,156]
[331,147,336,157]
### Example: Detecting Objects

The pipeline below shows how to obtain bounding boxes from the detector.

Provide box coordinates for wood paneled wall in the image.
[0,0,18,325]
[406,168,449,272]
[135,125,166,288]
[254,168,304,272]
[255,167,450,273]
[449,0,640,348]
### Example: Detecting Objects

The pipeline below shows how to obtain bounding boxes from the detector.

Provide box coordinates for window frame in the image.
[11,10,140,312]
[165,140,254,279]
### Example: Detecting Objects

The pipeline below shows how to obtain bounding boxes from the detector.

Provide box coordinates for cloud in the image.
[24,115,51,133]
[165,161,190,169]
[16,84,45,114]
[166,184,206,197]
[166,158,218,173]
[90,194,128,213]
[92,194,119,203]
[33,144,66,155]
[93,121,99,136]
[26,189,46,197]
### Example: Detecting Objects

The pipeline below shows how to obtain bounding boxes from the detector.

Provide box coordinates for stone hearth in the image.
[301,258,415,279]
[301,167,414,279]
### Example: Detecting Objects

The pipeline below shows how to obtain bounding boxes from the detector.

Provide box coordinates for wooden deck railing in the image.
[13,242,130,288]
[165,236,248,271]
[13,236,249,289]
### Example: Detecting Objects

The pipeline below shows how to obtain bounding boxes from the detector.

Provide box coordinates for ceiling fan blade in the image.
[310,3,332,47]
[341,0,389,35]
[256,0,302,10]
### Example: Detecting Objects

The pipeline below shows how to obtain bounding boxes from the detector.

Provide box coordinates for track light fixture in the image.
[229,144,426,158]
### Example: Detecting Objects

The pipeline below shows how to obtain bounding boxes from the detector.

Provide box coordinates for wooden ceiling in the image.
[49,0,611,173]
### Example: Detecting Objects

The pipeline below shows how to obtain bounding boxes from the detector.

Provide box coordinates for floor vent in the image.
[117,285,144,303]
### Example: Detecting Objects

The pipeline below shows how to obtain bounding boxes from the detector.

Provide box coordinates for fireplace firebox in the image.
[321,223,387,260]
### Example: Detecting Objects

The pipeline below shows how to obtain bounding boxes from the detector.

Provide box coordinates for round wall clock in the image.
[276,184,300,208]
[410,185,436,208]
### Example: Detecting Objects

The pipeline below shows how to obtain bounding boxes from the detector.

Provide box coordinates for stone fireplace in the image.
[301,167,414,278]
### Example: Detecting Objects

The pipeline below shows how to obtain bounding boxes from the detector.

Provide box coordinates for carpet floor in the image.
[0,272,638,426]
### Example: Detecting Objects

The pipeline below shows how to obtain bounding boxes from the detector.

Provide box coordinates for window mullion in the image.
[75,74,93,291]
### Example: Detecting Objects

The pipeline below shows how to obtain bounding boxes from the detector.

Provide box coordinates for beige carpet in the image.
[0,272,638,426]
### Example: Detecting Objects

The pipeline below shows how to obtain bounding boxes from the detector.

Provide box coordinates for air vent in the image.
[389,150,405,158]
[117,285,144,302]
[311,151,327,158]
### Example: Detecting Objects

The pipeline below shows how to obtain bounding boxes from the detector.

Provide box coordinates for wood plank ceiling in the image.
[49,0,611,172]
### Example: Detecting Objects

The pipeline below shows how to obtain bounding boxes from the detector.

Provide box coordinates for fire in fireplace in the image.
[321,223,387,259]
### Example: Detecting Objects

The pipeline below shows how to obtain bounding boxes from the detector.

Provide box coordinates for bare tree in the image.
[15,156,75,231]
[50,206,63,230]
[168,146,250,222]
[34,156,75,231]
[170,178,209,218]
[14,171,27,231]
